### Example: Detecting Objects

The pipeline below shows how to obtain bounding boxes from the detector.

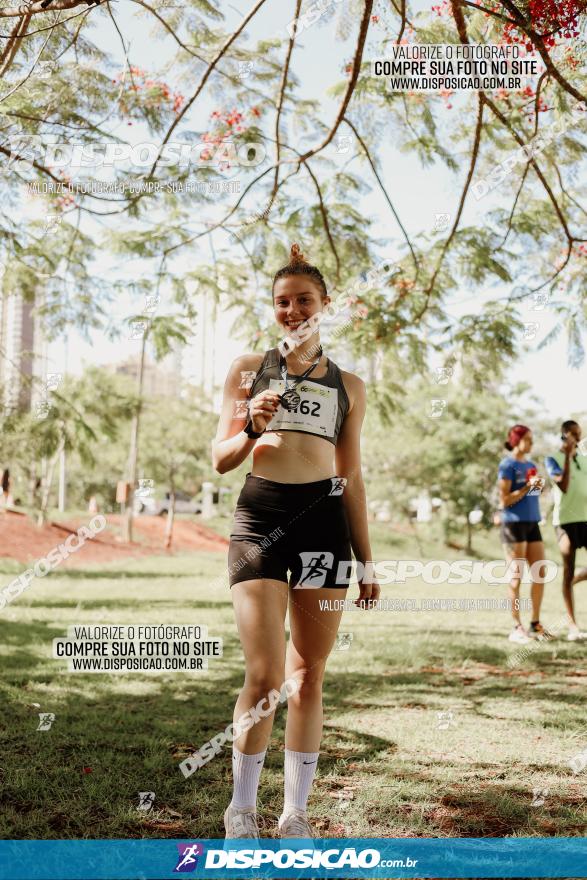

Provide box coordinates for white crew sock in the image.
[229,745,267,809]
[282,748,319,814]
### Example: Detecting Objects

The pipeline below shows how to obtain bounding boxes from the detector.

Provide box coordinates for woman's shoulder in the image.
[229,351,268,374]
[336,367,365,409]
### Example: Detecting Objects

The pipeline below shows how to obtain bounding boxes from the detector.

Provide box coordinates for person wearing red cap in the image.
[498,425,551,644]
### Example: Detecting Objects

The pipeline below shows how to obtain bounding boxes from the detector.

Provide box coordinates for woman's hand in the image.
[248,390,281,434]
[563,434,577,456]
[354,569,380,609]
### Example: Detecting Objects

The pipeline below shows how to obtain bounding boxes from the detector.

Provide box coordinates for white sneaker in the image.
[508,625,532,644]
[278,808,315,838]
[567,628,587,642]
[224,805,260,838]
[528,622,555,640]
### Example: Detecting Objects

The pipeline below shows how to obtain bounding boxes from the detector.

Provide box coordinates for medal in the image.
[278,346,323,412]
[280,388,301,411]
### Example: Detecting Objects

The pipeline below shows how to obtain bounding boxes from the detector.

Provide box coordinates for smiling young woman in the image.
[211,243,380,840]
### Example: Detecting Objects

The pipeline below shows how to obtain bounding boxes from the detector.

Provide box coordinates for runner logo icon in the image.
[329,477,347,495]
[174,843,204,872]
[296,551,334,587]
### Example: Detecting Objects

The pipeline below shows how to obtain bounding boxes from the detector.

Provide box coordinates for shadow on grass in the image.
[25,599,233,611]
[38,570,192,580]
[2,614,586,839]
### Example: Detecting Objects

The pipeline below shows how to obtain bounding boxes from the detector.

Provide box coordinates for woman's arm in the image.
[212,354,282,474]
[212,356,259,475]
[335,375,379,602]
[498,477,532,509]
[556,441,575,493]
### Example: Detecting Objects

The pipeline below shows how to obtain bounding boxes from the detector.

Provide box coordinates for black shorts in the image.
[228,473,352,589]
[500,521,543,544]
[556,522,587,549]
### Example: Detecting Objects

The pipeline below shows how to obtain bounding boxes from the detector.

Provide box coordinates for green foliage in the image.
[139,388,216,493]
[362,358,551,546]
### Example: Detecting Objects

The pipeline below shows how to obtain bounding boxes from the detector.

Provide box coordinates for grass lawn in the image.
[1,519,586,843]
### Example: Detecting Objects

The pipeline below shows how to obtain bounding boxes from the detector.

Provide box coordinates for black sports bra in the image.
[247,348,350,445]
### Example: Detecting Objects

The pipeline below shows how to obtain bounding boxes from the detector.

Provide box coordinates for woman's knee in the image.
[531,564,547,582]
[287,663,326,703]
[243,666,285,699]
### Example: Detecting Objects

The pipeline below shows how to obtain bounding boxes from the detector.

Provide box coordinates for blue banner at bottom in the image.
[1,838,587,879]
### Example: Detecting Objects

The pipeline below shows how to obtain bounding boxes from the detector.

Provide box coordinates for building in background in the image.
[183,289,247,411]
[109,349,183,398]
[0,291,48,413]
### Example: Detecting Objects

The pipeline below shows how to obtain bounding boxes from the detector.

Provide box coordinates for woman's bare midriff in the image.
[252,431,336,483]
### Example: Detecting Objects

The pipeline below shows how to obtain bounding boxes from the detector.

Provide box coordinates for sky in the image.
[31,0,587,425]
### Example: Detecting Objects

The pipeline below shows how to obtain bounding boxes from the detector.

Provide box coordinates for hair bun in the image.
[289,243,306,265]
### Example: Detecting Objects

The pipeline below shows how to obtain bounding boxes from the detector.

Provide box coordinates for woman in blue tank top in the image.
[211,244,379,840]
[497,424,551,645]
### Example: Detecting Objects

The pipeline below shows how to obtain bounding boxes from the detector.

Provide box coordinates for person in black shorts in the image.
[497,424,551,645]
[545,420,587,640]
[212,243,379,840]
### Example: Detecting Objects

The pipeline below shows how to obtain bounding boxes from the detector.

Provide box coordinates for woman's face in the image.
[519,430,533,453]
[567,423,582,443]
[273,276,330,335]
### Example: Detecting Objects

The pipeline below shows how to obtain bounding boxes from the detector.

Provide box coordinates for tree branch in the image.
[497,0,587,106]
[0,11,31,77]
[304,160,341,282]
[0,0,100,16]
[461,1,518,27]
[449,0,469,44]
[483,93,574,243]
[297,0,373,163]
[343,115,420,278]
[129,0,279,111]
[0,14,25,67]
[415,93,485,320]
[268,0,302,218]
[142,0,269,185]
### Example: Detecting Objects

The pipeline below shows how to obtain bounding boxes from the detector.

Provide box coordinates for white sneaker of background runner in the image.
[568,627,587,641]
[508,625,531,644]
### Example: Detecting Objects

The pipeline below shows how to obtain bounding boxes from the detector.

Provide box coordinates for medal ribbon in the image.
[278,346,323,402]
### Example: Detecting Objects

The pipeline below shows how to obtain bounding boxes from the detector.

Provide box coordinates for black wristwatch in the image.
[243,420,264,439]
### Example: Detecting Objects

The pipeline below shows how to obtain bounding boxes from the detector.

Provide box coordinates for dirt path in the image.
[0,510,228,568]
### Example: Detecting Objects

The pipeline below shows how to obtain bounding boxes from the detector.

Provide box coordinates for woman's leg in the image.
[503,541,527,627]
[558,532,577,626]
[231,578,289,753]
[227,578,288,821]
[526,540,546,624]
[281,588,344,820]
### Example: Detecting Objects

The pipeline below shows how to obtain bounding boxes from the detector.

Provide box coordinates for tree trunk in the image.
[37,441,62,527]
[28,460,38,508]
[411,519,424,558]
[466,517,473,554]
[165,482,176,551]
[122,330,147,543]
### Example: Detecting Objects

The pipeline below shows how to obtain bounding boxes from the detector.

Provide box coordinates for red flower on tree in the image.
[501,0,586,48]
[115,67,184,118]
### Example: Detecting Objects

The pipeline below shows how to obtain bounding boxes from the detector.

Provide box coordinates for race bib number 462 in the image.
[266,379,338,438]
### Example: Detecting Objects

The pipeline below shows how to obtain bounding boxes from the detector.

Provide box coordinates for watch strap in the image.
[244,419,264,439]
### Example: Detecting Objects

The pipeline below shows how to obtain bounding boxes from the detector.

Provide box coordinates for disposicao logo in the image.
[174,843,204,872]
